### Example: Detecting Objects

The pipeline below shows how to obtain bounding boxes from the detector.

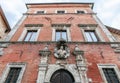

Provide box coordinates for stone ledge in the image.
[0,41,120,44]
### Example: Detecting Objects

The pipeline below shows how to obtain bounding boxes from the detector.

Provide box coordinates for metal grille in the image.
[102,68,119,83]
[5,68,21,83]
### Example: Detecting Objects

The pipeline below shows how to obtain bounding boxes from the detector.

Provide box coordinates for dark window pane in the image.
[5,68,21,83]
[77,11,85,14]
[37,11,44,14]
[57,11,65,14]
[102,68,119,83]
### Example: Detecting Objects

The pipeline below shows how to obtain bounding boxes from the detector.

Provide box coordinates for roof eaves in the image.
[26,2,94,9]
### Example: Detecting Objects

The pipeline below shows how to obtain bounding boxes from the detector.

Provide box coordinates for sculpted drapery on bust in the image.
[54,45,70,59]
[54,39,70,59]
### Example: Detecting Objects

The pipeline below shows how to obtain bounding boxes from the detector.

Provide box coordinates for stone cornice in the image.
[24,24,43,27]
[0,41,120,44]
[26,3,94,9]
[23,13,96,15]
[51,24,71,27]
[78,24,98,27]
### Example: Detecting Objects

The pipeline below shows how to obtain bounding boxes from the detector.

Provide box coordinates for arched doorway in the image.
[50,69,74,83]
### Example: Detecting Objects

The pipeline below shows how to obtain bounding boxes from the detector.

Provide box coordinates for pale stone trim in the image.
[0,48,3,56]
[4,15,27,41]
[67,28,71,41]
[96,28,105,42]
[52,28,55,41]
[98,64,120,83]
[44,64,81,83]
[18,27,41,41]
[52,26,71,41]
[80,26,105,42]
[0,62,26,83]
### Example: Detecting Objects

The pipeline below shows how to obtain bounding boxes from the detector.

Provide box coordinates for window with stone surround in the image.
[75,10,86,14]
[84,30,98,42]
[36,11,45,14]
[52,24,71,41]
[0,62,26,83]
[55,30,67,41]
[98,64,120,83]
[56,10,67,14]
[76,10,85,14]
[24,30,37,41]
[18,24,42,41]
[5,68,22,83]
[78,24,105,42]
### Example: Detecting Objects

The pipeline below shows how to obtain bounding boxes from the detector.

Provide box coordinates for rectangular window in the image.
[77,10,85,14]
[56,30,67,41]
[102,68,119,83]
[85,30,98,42]
[57,10,65,14]
[5,68,21,83]
[36,11,45,14]
[24,30,37,41]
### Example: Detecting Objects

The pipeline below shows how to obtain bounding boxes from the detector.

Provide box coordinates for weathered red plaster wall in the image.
[10,4,110,42]
[0,43,120,82]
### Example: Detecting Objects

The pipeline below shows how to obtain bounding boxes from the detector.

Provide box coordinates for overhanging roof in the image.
[26,2,94,9]
[106,25,120,35]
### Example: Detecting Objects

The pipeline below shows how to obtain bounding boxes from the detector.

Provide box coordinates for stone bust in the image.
[54,46,70,59]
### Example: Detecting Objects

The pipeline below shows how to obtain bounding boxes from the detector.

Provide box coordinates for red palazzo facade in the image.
[0,3,120,83]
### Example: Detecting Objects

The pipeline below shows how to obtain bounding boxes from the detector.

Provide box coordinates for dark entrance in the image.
[50,69,74,83]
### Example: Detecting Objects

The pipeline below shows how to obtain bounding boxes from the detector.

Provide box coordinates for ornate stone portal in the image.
[37,44,90,83]
[54,39,70,59]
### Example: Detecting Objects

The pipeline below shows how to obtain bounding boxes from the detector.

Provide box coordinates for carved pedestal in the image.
[37,46,51,83]
[73,45,88,83]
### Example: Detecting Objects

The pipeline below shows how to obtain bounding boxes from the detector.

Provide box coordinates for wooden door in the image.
[50,69,74,83]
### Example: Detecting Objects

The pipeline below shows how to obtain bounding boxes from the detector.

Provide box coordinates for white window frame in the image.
[80,26,105,42]
[98,64,120,83]
[55,10,67,14]
[18,26,41,41]
[52,25,71,41]
[0,62,26,83]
